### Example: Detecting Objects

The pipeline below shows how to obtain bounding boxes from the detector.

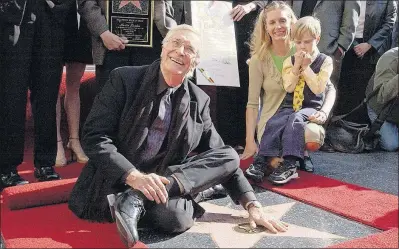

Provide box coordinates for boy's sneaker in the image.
[268,161,298,185]
[245,156,268,182]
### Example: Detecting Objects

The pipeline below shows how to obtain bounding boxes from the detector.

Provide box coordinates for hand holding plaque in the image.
[105,0,154,47]
[100,30,129,51]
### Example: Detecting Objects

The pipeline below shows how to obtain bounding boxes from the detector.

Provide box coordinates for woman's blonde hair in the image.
[249,1,297,61]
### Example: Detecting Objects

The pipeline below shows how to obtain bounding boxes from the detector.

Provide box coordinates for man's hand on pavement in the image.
[248,206,289,233]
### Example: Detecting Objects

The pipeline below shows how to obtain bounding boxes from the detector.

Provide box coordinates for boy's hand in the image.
[301,53,312,68]
[294,51,305,66]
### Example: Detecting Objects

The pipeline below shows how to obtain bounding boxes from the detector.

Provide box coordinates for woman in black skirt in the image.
[56,1,93,166]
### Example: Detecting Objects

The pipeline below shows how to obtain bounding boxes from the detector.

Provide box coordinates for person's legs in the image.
[245,108,292,182]
[368,106,399,151]
[112,145,243,246]
[143,197,197,233]
[379,122,399,152]
[268,108,315,185]
[65,62,89,163]
[30,1,63,180]
[298,149,315,173]
[56,94,67,166]
[0,11,34,187]
[258,108,293,157]
[166,145,241,196]
[336,47,376,122]
[281,108,316,160]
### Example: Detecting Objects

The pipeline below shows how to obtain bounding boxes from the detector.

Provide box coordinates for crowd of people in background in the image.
[0,0,397,214]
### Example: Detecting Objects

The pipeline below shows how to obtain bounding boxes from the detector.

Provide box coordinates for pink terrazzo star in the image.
[119,0,142,10]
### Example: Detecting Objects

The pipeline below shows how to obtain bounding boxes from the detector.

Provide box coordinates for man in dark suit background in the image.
[69,24,288,248]
[336,0,397,119]
[0,0,73,188]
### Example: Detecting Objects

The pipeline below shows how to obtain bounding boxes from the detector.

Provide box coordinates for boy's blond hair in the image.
[291,16,321,40]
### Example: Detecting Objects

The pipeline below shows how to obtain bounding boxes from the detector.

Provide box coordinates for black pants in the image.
[138,146,242,233]
[336,46,376,123]
[0,0,65,173]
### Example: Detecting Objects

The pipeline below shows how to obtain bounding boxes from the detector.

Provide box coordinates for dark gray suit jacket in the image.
[290,0,360,55]
[78,0,177,65]
[354,0,397,64]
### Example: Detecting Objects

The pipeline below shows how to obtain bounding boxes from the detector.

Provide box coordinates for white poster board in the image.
[191,1,240,87]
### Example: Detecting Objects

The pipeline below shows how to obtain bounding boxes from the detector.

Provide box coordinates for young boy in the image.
[245,16,333,185]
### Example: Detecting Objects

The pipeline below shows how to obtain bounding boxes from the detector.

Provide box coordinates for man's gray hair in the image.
[162,24,201,46]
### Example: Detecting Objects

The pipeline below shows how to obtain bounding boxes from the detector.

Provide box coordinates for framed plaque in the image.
[106,0,154,47]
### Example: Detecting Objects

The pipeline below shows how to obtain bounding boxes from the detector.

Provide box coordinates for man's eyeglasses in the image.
[167,38,197,57]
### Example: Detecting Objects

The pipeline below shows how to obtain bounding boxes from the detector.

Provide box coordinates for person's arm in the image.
[282,56,300,93]
[337,0,361,52]
[154,0,177,38]
[78,0,127,50]
[78,0,108,38]
[302,56,333,95]
[320,80,336,117]
[367,1,397,53]
[308,80,336,124]
[82,69,136,186]
[230,2,258,22]
[252,1,269,9]
[375,49,399,105]
[241,56,263,159]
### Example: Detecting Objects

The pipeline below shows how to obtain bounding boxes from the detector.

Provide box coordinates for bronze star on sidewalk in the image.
[187,202,345,248]
[118,0,142,10]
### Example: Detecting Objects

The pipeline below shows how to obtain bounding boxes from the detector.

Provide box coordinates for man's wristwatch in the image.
[245,201,262,210]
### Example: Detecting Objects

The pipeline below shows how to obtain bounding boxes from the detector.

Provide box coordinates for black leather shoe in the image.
[0,171,29,188]
[113,189,145,248]
[34,167,61,181]
[194,184,228,203]
[299,156,314,172]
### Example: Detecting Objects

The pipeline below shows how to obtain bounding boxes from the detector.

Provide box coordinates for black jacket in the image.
[353,0,397,64]
[0,0,74,25]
